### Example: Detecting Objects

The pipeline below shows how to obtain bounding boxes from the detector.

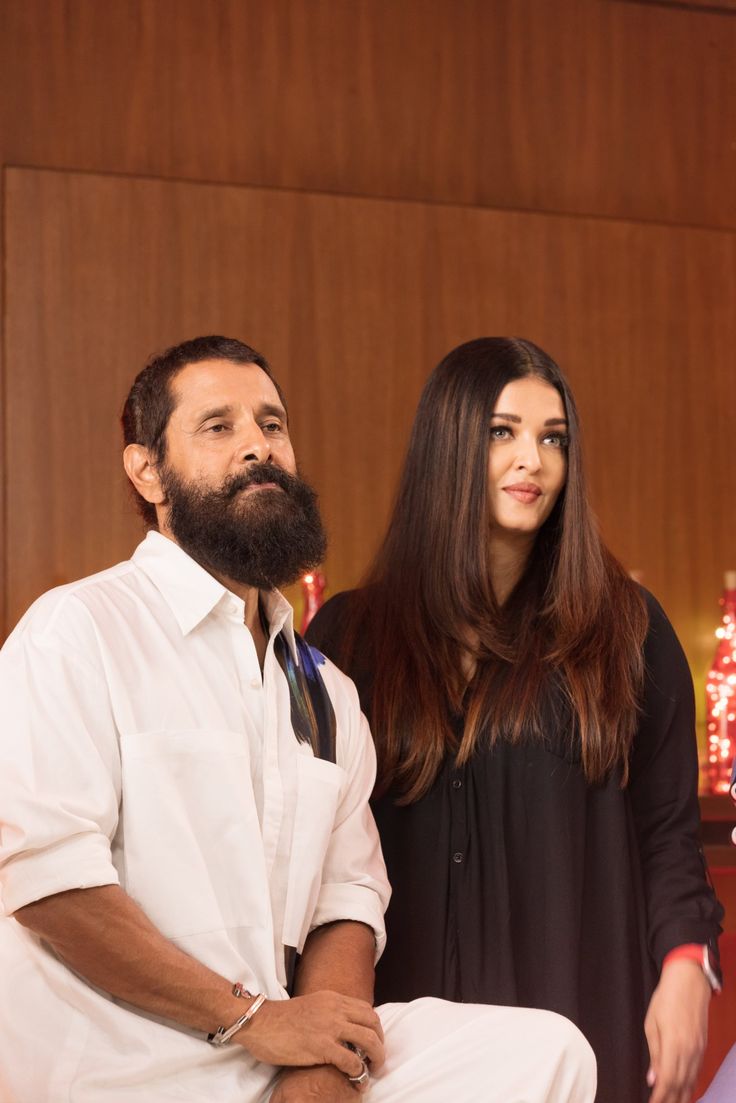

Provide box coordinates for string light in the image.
[705,572,736,794]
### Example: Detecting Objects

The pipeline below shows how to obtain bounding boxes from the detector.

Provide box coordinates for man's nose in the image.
[238,425,272,465]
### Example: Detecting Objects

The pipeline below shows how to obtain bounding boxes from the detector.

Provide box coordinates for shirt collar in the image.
[132,531,298,659]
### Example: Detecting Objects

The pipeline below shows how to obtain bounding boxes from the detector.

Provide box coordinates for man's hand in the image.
[644,959,711,1103]
[241,989,384,1077]
[270,1066,363,1102]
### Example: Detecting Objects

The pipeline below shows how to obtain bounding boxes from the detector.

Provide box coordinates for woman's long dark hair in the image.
[345,337,648,803]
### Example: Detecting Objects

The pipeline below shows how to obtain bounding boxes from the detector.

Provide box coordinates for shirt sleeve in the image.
[308,664,391,960]
[628,592,724,970]
[0,601,121,915]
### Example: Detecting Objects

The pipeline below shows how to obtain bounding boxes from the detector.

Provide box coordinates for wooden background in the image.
[1,2,735,1090]
[5,167,736,656]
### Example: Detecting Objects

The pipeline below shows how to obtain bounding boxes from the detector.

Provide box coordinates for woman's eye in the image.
[543,433,569,449]
[490,425,512,440]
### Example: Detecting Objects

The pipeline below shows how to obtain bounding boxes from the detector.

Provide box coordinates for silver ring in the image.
[347,1058,370,1087]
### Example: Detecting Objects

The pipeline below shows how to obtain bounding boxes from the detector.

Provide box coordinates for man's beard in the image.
[160,461,327,590]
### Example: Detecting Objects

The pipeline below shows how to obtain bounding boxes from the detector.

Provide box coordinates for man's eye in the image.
[206,423,228,433]
[262,421,282,433]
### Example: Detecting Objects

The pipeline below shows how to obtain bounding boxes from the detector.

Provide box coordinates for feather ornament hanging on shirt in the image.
[273,630,337,763]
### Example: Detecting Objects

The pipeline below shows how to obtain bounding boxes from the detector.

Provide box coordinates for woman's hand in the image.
[644,959,711,1103]
[270,1066,363,1101]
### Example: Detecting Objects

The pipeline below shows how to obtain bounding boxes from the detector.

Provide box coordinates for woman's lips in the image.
[503,484,542,504]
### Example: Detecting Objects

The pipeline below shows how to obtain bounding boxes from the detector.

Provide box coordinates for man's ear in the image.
[123,444,166,506]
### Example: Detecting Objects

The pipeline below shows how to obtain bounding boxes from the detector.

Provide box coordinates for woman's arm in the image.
[629,592,724,1103]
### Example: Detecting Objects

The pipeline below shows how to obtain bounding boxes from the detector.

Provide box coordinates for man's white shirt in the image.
[0,531,389,1101]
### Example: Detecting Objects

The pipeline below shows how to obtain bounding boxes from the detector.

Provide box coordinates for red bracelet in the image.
[662,943,706,969]
[662,944,721,993]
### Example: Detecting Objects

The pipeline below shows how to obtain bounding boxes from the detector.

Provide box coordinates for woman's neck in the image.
[458,530,534,686]
[488,530,535,606]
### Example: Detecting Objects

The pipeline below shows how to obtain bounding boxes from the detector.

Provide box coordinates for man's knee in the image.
[375,1000,597,1102]
[540,1011,597,1085]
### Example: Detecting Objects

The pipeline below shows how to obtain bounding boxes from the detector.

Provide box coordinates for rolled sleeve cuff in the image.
[652,920,723,972]
[310,883,387,963]
[1,833,119,916]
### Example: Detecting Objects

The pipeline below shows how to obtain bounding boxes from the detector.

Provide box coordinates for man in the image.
[0,336,596,1101]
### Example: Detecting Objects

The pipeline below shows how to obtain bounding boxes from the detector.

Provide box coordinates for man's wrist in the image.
[208,985,268,1046]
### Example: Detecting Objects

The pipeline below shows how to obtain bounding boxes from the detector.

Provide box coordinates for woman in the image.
[307,338,723,1103]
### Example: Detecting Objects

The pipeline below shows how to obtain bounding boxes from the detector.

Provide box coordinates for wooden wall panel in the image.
[2,0,735,670]
[0,0,734,230]
[4,168,735,707]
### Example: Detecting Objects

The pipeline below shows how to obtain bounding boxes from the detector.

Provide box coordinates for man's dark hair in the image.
[121,335,286,526]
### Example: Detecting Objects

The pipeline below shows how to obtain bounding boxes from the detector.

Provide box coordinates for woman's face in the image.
[487,377,568,537]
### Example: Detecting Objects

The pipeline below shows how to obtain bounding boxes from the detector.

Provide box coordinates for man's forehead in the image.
[170,359,283,416]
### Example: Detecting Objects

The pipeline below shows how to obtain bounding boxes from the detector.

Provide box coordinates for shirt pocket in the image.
[282,754,345,953]
[119,730,269,939]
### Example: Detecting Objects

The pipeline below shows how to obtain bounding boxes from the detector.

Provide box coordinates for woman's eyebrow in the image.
[490,413,568,426]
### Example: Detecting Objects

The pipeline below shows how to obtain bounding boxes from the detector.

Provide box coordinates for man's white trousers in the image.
[267,997,597,1103]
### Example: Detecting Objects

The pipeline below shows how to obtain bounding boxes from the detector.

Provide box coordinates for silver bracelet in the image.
[207,991,267,1046]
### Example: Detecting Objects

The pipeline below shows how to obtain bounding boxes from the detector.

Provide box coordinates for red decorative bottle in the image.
[300,571,326,634]
[705,571,736,795]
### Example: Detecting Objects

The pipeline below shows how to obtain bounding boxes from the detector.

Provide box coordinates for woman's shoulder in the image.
[305,588,363,658]
[633,585,691,695]
[635,584,666,623]
[634,585,680,646]
[306,588,376,705]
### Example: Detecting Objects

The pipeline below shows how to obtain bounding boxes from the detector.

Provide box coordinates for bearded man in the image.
[0,336,596,1102]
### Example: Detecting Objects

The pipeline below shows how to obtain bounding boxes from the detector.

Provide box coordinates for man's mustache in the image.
[221,463,296,500]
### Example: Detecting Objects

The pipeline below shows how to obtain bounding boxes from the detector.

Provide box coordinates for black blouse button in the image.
[452,851,464,864]
[452,779,462,789]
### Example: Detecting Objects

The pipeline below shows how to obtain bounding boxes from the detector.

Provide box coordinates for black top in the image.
[306,588,724,1103]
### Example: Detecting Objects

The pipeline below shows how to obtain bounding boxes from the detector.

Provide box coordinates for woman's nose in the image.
[513,437,541,472]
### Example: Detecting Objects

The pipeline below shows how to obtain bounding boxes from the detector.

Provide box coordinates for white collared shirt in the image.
[0,532,390,1102]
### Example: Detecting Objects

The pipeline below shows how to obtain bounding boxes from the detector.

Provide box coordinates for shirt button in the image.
[452,852,464,864]
[452,779,462,789]
[250,677,262,689]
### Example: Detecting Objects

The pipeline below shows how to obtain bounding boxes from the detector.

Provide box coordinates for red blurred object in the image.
[300,571,326,634]
[704,571,736,796]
